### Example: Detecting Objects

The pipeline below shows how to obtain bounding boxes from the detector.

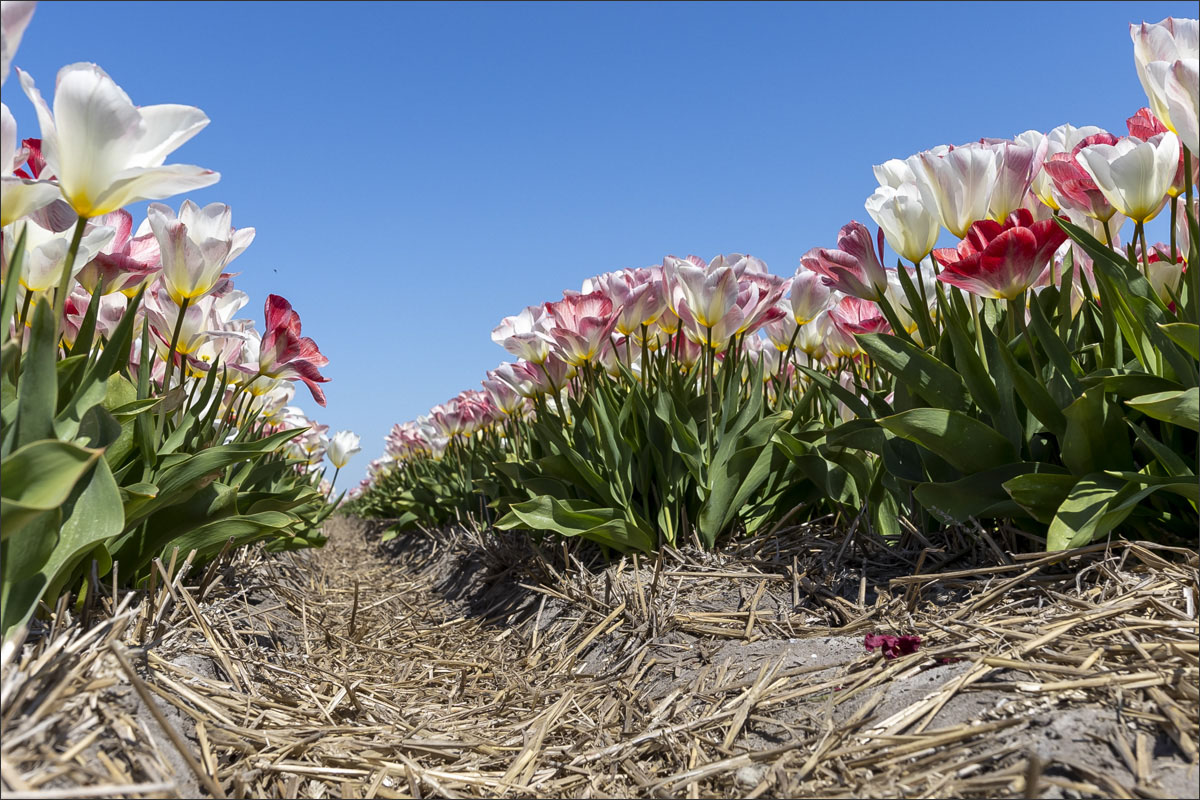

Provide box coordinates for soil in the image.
[1,515,1197,798]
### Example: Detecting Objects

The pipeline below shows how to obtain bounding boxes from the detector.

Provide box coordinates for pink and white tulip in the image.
[492,304,556,363]
[149,200,254,304]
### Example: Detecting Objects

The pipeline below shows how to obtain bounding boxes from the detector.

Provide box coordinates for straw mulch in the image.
[1,515,1197,799]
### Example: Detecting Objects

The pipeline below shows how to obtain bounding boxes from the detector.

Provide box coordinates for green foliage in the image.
[1,245,333,642]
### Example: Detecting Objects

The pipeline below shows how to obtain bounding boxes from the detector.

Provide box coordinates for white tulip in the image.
[1076,133,1181,223]
[2,216,112,292]
[918,144,1000,238]
[865,182,940,263]
[0,1,35,85]
[328,430,362,469]
[1145,58,1199,155]
[18,63,218,218]
[1131,18,1199,150]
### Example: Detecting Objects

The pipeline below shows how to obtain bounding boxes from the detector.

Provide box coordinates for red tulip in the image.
[258,294,330,406]
[934,209,1068,300]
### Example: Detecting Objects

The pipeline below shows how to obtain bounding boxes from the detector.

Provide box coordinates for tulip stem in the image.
[705,326,714,467]
[330,467,341,492]
[1102,218,1114,248]
[968,292,988,371]
[13,290,33,378]
[1169,194,1178,267]
[52,216,89,348]
[1184,148,1198,318]
[1135,221,1150,278]
[158,296,191,436]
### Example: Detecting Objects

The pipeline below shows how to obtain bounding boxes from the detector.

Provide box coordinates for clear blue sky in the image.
[5,1,1194,481]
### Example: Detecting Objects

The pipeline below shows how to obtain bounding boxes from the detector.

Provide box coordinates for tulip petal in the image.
[132,104,210,168]
[90,164,220,217]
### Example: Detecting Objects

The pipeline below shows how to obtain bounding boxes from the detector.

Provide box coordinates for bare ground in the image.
[2,515,1198,798]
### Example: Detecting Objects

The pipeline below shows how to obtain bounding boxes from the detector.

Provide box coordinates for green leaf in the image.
[0,226,28,348]
[1045,471,1191,551]
[943,298,1003,421]
[162,511,298,563]
[1,458,123,641]
[915,462,1067,524]
[16,298,57,448]
[1002,472,1079,525]
[857,333,969,411]
[495,496,654,552]
[1102,471,1198,503]
[1127,421,1192,478]
[876,408,1017,474]
[123,427,303,529]
[1158,322,1199,360]
[1126,388,1199,432]
[1061,387,1133,475]
[698,419,781,546]
[1,440,102,541]
[38,459,124,611]
[995,344,1066,437]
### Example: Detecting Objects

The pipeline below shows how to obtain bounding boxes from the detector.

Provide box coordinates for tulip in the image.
[490,361,539,399]
[873,146,949,192]
[865,183,940,264]
[327,431,361,470]
[1076,133,1180,225]
[933,209,1068,300]
[144,288,221,370]
[761,304,797,351]
[0,1,35,85]
[492,304,556,363]
[982,137,1046,221]
[1042,134,1127,236]
[804,221,890,302]
[483,369,524,414]
[1144,248,1186,306]
[1,103,59,226]
[794,311,833,361]
[256,294,330,406]
[2,215,112,293]
[587,267,667,336]
[789,265,836,324]
[1131,18,1200,153]
[1127,108,1188,196]
[1019,124,1106,211]
[663,254,738,330]
[1145,59,1199,156]
[60,285,125,347]
[75,209,161,295]
[18,64,218,218]
[523,352,574,396]
[918,144,999,238]
[829,295,889,341]
[735,271,790,334]
[545,291,616,366]
[148,200,254,304]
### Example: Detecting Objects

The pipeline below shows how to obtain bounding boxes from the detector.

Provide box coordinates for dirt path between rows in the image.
[2,516,1198,798]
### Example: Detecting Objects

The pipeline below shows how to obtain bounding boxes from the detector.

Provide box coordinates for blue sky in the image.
[5,1,1194,482]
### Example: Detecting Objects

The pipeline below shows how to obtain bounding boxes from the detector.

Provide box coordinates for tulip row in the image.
[0,3,356,646]
[351,16,1199,557]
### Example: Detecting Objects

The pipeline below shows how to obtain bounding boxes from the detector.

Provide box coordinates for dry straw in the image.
[2,517,1197,798]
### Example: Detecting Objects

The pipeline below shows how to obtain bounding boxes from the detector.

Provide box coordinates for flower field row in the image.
[0,3,356,646]
[351,16,1199,556]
